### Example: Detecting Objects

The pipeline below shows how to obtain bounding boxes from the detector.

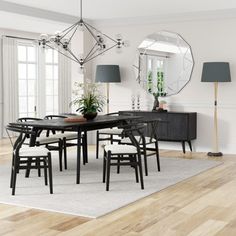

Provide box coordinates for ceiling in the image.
[1,0,236,34]
[3,0,236,20]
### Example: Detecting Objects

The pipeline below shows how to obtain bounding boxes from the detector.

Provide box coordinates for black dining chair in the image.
[120,119,161,176]
[44,115,87,167]
[6,124,53,195]
[17,117,64,174]
[96,112,133,159]
[103,123,144,191]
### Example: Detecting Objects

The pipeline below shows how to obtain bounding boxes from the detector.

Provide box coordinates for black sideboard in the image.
[119,110,197,153]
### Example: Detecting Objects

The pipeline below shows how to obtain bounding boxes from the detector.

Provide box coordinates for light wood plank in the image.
[1,140,236,235]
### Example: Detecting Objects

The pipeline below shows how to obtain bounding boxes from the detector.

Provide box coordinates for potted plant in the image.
[71,82,105,120]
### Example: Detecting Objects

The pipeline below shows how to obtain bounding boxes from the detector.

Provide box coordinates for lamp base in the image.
[207,152,223,157]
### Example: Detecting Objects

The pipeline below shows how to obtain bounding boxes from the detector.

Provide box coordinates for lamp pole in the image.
[210,82,221,156]
[106,83,110,114]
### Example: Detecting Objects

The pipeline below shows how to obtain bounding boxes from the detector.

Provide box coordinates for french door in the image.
[17,42,59,118]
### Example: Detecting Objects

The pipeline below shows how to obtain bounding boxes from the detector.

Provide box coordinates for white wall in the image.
[91,17,236,154]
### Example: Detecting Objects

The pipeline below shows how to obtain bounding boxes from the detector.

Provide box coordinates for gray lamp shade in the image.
[201,62,231,82]
[95,65,121,83]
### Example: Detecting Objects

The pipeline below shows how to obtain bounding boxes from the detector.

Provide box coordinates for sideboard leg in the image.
[188,141,192,152]
[182,141,186,154]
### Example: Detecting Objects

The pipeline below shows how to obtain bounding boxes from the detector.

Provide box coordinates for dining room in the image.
[1,0,236,235]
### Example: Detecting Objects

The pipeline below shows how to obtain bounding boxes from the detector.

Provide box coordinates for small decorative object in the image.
[157,100,168,112]
[64,116,87,123]
[71,82,105,120]
[136,93,141,110]
[131,94,135,110]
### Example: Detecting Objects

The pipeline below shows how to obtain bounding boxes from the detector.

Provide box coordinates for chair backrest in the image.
[6,124,35,154]
[139,118,159,141]
[44,115,67,135]
[121,123,146,153]
[44,115,67,120]
[17,117,42,122]
[60,113,78,116]
[17,117,43,137]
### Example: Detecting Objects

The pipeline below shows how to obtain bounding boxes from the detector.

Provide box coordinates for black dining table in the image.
[11,115,140,184]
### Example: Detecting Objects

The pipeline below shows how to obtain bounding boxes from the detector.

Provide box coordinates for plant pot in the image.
[83,112,97,120]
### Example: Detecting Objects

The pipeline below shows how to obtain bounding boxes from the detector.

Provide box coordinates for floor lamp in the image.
[95,65,121,114]
[201,62,231,156]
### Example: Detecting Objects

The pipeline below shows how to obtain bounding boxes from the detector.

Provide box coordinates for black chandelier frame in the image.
[39,0,126,67]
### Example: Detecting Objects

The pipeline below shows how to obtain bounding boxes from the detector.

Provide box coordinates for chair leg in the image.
[155,140,161,172]
[83,131,88,163]
[103,150,106,183]
[63,138,67,170]
[25,167,31,178]
[59,140,63,171]
[43,159,48,186]
[106,151,111,191]
[25,158,32,178]
[48,153,53,194]
[133,155,139,183]
[10,154,15,188]
[11,156,18,195]
[137,153,144,190]
[82,137,86,165]
[142,145,148,176]
[117,155,120,174]
[96,131,99,159]
[37,159,41,177]
[110,135,113,144]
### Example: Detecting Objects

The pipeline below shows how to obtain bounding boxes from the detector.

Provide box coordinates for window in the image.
[17,42,59,118]
[45,49,58,115]
[18,44,37,118]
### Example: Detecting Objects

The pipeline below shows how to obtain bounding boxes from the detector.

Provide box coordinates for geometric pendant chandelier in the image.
[39,0,128,68]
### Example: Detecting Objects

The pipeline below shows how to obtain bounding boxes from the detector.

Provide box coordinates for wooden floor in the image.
[1,138,236,236]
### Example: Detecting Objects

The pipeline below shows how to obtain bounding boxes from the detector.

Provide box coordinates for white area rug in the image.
[0,151,221,218]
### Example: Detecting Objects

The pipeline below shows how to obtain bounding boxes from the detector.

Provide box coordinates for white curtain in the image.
[58,53,72,114]
[2,37,18,137]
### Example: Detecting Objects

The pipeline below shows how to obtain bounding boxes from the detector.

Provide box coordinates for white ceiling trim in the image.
[93,8,236,27]
[0,1,78,24]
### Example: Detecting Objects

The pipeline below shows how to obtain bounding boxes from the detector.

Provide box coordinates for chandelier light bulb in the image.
[49,36,56,43]
[116,46,122,54]
[55,31,61,37]
[61,38,69,44]
[40,34,48,40]
[61,38,69,49]
[97,35,106,44]
[78,53,84,60]
[123,40,130,47]
[116,34,123,41]
[78,66,85,74]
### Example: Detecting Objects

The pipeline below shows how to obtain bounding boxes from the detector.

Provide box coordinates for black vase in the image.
[83,112,97,120]
[152,97,159,111]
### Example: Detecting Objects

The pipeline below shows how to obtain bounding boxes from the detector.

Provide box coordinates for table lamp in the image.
[95,65,121,113]
[201,62,231,156]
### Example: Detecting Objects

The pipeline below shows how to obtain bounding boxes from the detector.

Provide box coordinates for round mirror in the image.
[133,31,194,97]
